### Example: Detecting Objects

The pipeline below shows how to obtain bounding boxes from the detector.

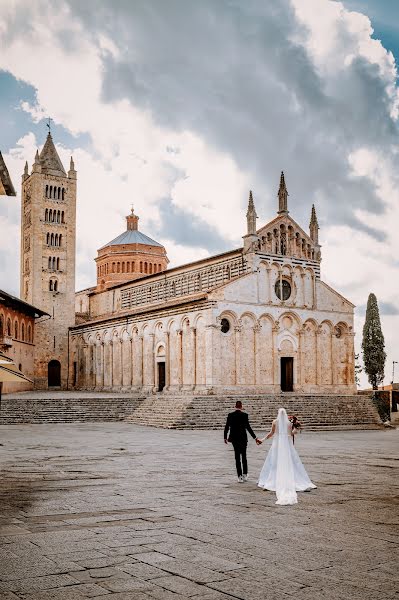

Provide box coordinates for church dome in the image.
[95,208,169,290]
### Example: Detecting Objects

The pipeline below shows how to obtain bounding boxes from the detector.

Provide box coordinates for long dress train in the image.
[258,408,316,505]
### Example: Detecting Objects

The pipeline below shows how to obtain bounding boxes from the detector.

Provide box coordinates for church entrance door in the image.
[280,357,293,392]
[158,362,166,392]
[48,360,61,387]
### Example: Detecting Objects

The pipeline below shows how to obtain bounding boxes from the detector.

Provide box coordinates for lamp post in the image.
[391,361,398,412]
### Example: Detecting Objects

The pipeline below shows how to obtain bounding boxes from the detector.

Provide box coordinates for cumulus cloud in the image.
[0,0,398,386]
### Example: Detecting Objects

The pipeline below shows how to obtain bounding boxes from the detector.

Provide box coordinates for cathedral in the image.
[18,133,355,394]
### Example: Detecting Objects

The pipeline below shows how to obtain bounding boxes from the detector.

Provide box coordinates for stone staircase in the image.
[0,392,382,430]
[0,394,145,424]
[125,394,382,431]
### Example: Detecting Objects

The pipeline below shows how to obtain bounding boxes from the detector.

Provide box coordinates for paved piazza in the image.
[0,424,398,600]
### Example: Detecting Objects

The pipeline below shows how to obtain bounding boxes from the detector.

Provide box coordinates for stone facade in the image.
[20,134,76,389]
[0,290,47,392]
[70,174,356,396]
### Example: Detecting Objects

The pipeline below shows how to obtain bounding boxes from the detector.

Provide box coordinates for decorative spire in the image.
[22,160,29,182]
[39,133,66,176]
[246,190,258,235]
[277,171,289,214]
[68,155,76,179]
[126,206,139,231]
[32,149,41,173]
[309,203,319,244]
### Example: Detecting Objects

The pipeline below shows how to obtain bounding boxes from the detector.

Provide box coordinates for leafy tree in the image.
[362,293,386,389]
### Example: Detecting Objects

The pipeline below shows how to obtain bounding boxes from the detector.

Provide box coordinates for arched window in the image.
[48,257,51,270]
[132,261,135,272]
[62,188,65,201]
[140,261,143,272]
[52,257,56,270]
[122,262,125,273]
[117,262,120,273]
[159,264,162,271]
[59,234,62,247]
[45,184,48,198]
[126,262,130,273]
[49,185,53,198]
[112,262,115,273]
[149,264,153,274]
[54,280,58,292]
[27,324,31,343]
[144,262,148,274]
[53,186,57,199]
[50,233,54,246]
[61,211,65,223]
[47,233,50,245]
[56,257,59,270]
[45,208,48,221]
[14,321,18,339]
[21,323,25,341]
[57,187,61,200]
[6,318,11,337]
[49,280,53,291]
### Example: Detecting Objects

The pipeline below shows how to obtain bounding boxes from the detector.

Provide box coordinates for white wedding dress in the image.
[258,408,316,505]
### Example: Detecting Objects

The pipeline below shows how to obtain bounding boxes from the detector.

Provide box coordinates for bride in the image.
[258,408,316,505]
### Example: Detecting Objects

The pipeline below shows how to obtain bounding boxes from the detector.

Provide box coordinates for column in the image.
[139,335,144,387]
[119,338,124,388]
[165,331,170,390]
[205,324,217,389]
[234,324,241,385]
[176,329,183,387]
[300,273,306,307]
[110,341,114,388]
[101,342,105,388]
[149,333,156,391]
[190,326,197,388]
[129,337,133,387]
[265,266,271,304]
[272,324,279,387]
[315,327,322,386]
[253,323,261,386]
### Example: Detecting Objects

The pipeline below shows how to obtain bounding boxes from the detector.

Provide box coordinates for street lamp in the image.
[392,361,398,412]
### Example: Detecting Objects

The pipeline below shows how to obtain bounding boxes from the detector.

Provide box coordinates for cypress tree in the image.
[362,293,386,389]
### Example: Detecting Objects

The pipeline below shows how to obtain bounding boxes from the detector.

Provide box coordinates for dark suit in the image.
[224,410,257,477]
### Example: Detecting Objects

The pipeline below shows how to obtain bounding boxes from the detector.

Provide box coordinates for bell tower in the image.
[20,132,76,389]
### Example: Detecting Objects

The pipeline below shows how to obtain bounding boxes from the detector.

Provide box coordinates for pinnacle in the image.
[39,133,66,176]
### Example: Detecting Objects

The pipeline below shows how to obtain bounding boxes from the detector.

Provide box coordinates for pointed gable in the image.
[0,152,16,196]
[39,133,66,176]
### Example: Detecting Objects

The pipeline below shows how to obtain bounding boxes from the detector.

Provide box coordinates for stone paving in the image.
[0,423,398,600]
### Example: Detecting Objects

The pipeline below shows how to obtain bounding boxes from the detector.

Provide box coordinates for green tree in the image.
[362,293,386,389]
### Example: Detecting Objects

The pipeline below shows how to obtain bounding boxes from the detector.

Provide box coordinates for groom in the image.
[224,400,262,482]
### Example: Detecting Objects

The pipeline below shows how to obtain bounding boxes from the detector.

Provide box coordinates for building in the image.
[94,207,169,291]
[0,290,48,392]
[69,173,356,395]
[20,133,76,388]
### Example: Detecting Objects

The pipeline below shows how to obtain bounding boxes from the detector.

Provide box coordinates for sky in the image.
[0,0,398,387]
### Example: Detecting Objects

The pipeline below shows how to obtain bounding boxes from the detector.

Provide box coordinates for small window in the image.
[220,318,230,334]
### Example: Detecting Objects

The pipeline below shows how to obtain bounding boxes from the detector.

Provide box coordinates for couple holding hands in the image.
[224,400,316,505]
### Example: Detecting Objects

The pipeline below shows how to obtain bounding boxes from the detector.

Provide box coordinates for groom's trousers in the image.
[232,442,248,477]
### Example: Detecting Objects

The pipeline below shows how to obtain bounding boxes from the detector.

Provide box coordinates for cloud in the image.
[0,0,398,388]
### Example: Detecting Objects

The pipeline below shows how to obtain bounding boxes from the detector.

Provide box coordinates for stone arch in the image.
[278,310,301,332]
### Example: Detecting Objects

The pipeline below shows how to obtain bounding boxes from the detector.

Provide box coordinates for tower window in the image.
[6,318,11,337]
[21,323,25,341]
[27,324,32,343]
[14,321,18,339]
[62,188,65,200]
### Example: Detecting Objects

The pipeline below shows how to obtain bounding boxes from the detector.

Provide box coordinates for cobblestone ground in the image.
[0,424,398,600]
